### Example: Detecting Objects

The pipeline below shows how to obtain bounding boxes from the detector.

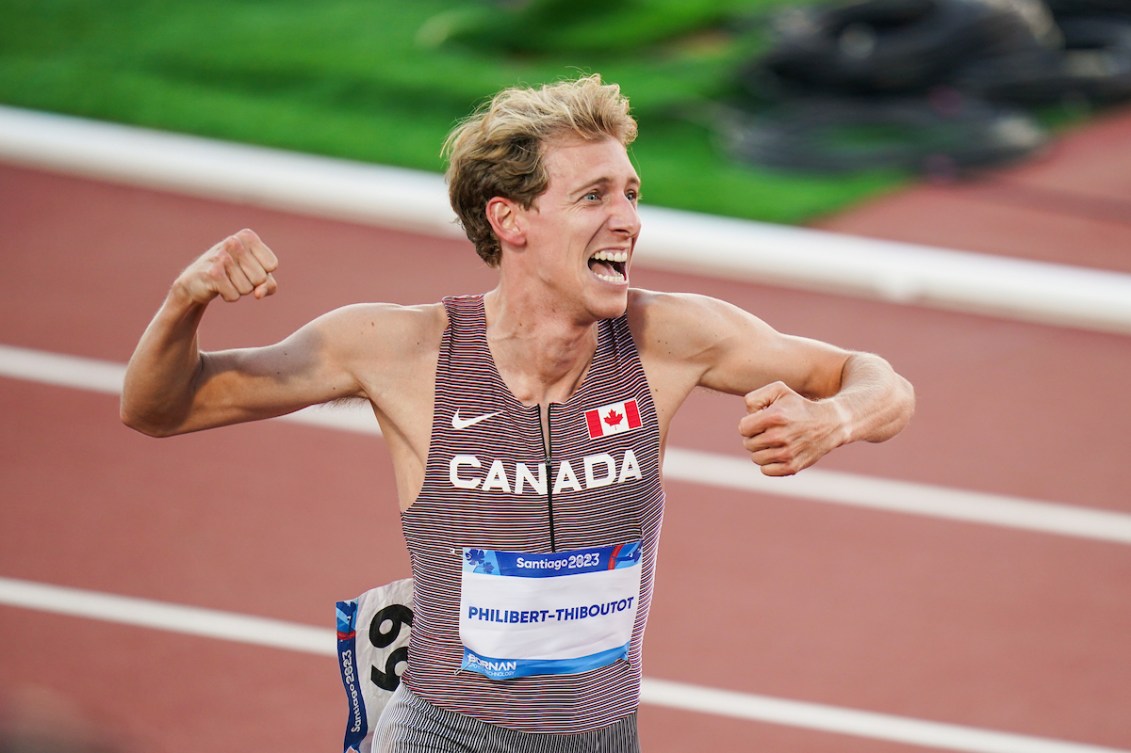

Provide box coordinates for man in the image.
[122,74,914,751]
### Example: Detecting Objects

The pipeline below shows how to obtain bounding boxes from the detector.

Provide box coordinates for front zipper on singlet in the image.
[542,404,557,553]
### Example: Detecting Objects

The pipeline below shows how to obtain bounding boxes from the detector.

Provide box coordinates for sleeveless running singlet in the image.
[399,295,666,733]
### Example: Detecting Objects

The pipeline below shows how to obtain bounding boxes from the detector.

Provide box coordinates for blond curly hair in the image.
[443,74,638,267]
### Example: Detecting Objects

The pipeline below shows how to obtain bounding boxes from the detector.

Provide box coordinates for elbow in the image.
[120,399,180,438]
[120,410,168,438]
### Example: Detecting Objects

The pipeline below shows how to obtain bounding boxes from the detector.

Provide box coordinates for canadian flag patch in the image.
[584,399,642,439]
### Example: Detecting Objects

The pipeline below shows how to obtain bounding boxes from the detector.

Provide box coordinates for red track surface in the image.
[2,108,1131,753]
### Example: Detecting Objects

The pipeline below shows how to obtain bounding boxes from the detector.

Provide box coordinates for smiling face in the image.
[505,135,642,322]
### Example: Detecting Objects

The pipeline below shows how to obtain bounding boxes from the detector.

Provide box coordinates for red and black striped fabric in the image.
[399,294,666,733]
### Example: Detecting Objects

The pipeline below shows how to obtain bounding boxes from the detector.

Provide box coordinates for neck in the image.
[483,287,599,406]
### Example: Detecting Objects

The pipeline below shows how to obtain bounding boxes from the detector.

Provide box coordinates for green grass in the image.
[0,0,915,224]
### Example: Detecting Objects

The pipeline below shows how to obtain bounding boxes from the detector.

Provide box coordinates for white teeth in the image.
[591,250,628,263]
[590,249,628,284]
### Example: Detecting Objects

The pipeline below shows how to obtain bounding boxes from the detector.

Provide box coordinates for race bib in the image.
[459,542,642,680]
[336,578,414,753]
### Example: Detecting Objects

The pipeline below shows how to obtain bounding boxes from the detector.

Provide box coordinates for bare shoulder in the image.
[626,288,849,400]
[317,300,446,330]
[315,301,447,360]
[626,288,774,360]
[625,289,763,431]
[295,301,447,405]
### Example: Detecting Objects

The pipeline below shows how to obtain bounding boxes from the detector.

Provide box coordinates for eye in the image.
[583,190,601,202]
[626,189,640,203]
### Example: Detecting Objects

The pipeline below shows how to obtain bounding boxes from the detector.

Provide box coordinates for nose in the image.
[609,193,641,237]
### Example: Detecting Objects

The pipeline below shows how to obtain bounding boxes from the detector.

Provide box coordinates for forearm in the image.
[120,286,209,436]
[827,352,915,445]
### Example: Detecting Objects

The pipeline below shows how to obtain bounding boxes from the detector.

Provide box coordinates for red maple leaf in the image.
[604,409,623,427]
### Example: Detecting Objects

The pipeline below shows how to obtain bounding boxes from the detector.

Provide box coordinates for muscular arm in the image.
[631,290,914,476]
[121,230,362,436]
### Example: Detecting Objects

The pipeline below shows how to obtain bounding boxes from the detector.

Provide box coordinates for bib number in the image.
[459,542,642,680]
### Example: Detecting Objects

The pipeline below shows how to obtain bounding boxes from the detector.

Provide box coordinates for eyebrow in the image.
[569,175,641,197]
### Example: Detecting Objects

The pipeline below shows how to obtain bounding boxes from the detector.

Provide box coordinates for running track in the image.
[2,109,1130,752]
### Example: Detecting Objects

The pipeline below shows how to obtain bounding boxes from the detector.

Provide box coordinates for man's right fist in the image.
[175,229,279,304]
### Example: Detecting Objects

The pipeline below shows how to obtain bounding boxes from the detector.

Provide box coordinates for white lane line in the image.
[0,575,329,655]
[1,576,1125,753]
[663,449,1131,545]
[0,344,126,393]
[3,105,1131,335]
[4,342,1131,546]
[641,678,1131,753]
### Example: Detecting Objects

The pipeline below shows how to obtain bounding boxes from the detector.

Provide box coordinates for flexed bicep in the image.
[692,297,849,399]
[188,310,369,430]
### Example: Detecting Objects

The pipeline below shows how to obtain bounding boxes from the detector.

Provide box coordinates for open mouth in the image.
[588,250,628,284]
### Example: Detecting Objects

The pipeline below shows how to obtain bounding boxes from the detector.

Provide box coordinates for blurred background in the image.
[3,0,1129,224]
[2,1,1131,752]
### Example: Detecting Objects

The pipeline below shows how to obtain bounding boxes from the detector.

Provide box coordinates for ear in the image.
[485,197,526,248]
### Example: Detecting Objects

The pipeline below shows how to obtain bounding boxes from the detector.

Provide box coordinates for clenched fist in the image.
[174,229,279,304]
[738,381,846,477]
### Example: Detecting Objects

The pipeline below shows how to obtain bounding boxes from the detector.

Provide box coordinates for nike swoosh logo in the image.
[451,409,502,430]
